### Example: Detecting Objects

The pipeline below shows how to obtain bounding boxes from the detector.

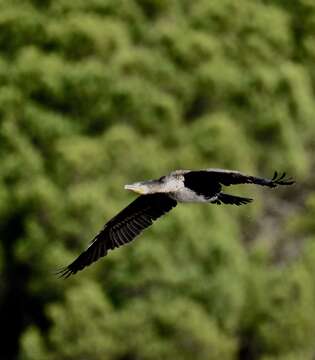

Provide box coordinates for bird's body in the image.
[170,187,216,203]
[58,168,294,278]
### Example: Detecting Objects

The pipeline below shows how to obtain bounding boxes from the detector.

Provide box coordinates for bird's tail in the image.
[213,193,253,206]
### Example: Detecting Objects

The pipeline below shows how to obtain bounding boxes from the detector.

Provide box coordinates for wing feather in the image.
[58,194,177,278]
[185,169,294,188]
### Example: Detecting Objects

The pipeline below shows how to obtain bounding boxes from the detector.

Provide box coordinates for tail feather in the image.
[213,193,253,206]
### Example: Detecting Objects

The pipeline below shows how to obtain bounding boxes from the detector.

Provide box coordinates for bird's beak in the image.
[124,183,148,195]
[124,179,162,195]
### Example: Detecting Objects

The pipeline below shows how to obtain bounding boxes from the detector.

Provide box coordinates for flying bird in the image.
[58,169,294,277]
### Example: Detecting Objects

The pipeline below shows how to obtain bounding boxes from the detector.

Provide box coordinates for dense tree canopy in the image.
[1,0,315,359]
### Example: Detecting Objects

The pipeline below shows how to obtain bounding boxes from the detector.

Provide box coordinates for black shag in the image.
[59,169,294,277]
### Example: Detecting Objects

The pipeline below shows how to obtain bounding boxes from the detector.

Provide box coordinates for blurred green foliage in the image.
[1,0,315,359]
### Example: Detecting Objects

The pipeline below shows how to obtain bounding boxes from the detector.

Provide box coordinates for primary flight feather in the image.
[58,169,294,277]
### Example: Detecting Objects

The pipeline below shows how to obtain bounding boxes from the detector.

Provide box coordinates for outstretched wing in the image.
[185,169,294,188]
[58,194,177,278]
[183,169,294,198]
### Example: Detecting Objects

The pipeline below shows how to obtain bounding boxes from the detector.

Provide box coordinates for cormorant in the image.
[58,169,294,277]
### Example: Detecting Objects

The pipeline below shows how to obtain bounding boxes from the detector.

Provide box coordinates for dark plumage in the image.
[58,169,294,277]
[58,194,176,278]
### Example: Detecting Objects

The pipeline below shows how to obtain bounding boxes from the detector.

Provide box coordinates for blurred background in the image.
[1,0,315,359]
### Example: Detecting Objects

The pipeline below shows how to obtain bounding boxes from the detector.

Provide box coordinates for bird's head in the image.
[124,174,184,195]
[124,177,166,195]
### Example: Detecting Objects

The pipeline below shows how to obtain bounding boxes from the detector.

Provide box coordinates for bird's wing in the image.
[185,169,294,187]
[58,194,177,278]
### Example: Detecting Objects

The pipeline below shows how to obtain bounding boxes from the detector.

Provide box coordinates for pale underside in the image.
[169,187,217,203]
